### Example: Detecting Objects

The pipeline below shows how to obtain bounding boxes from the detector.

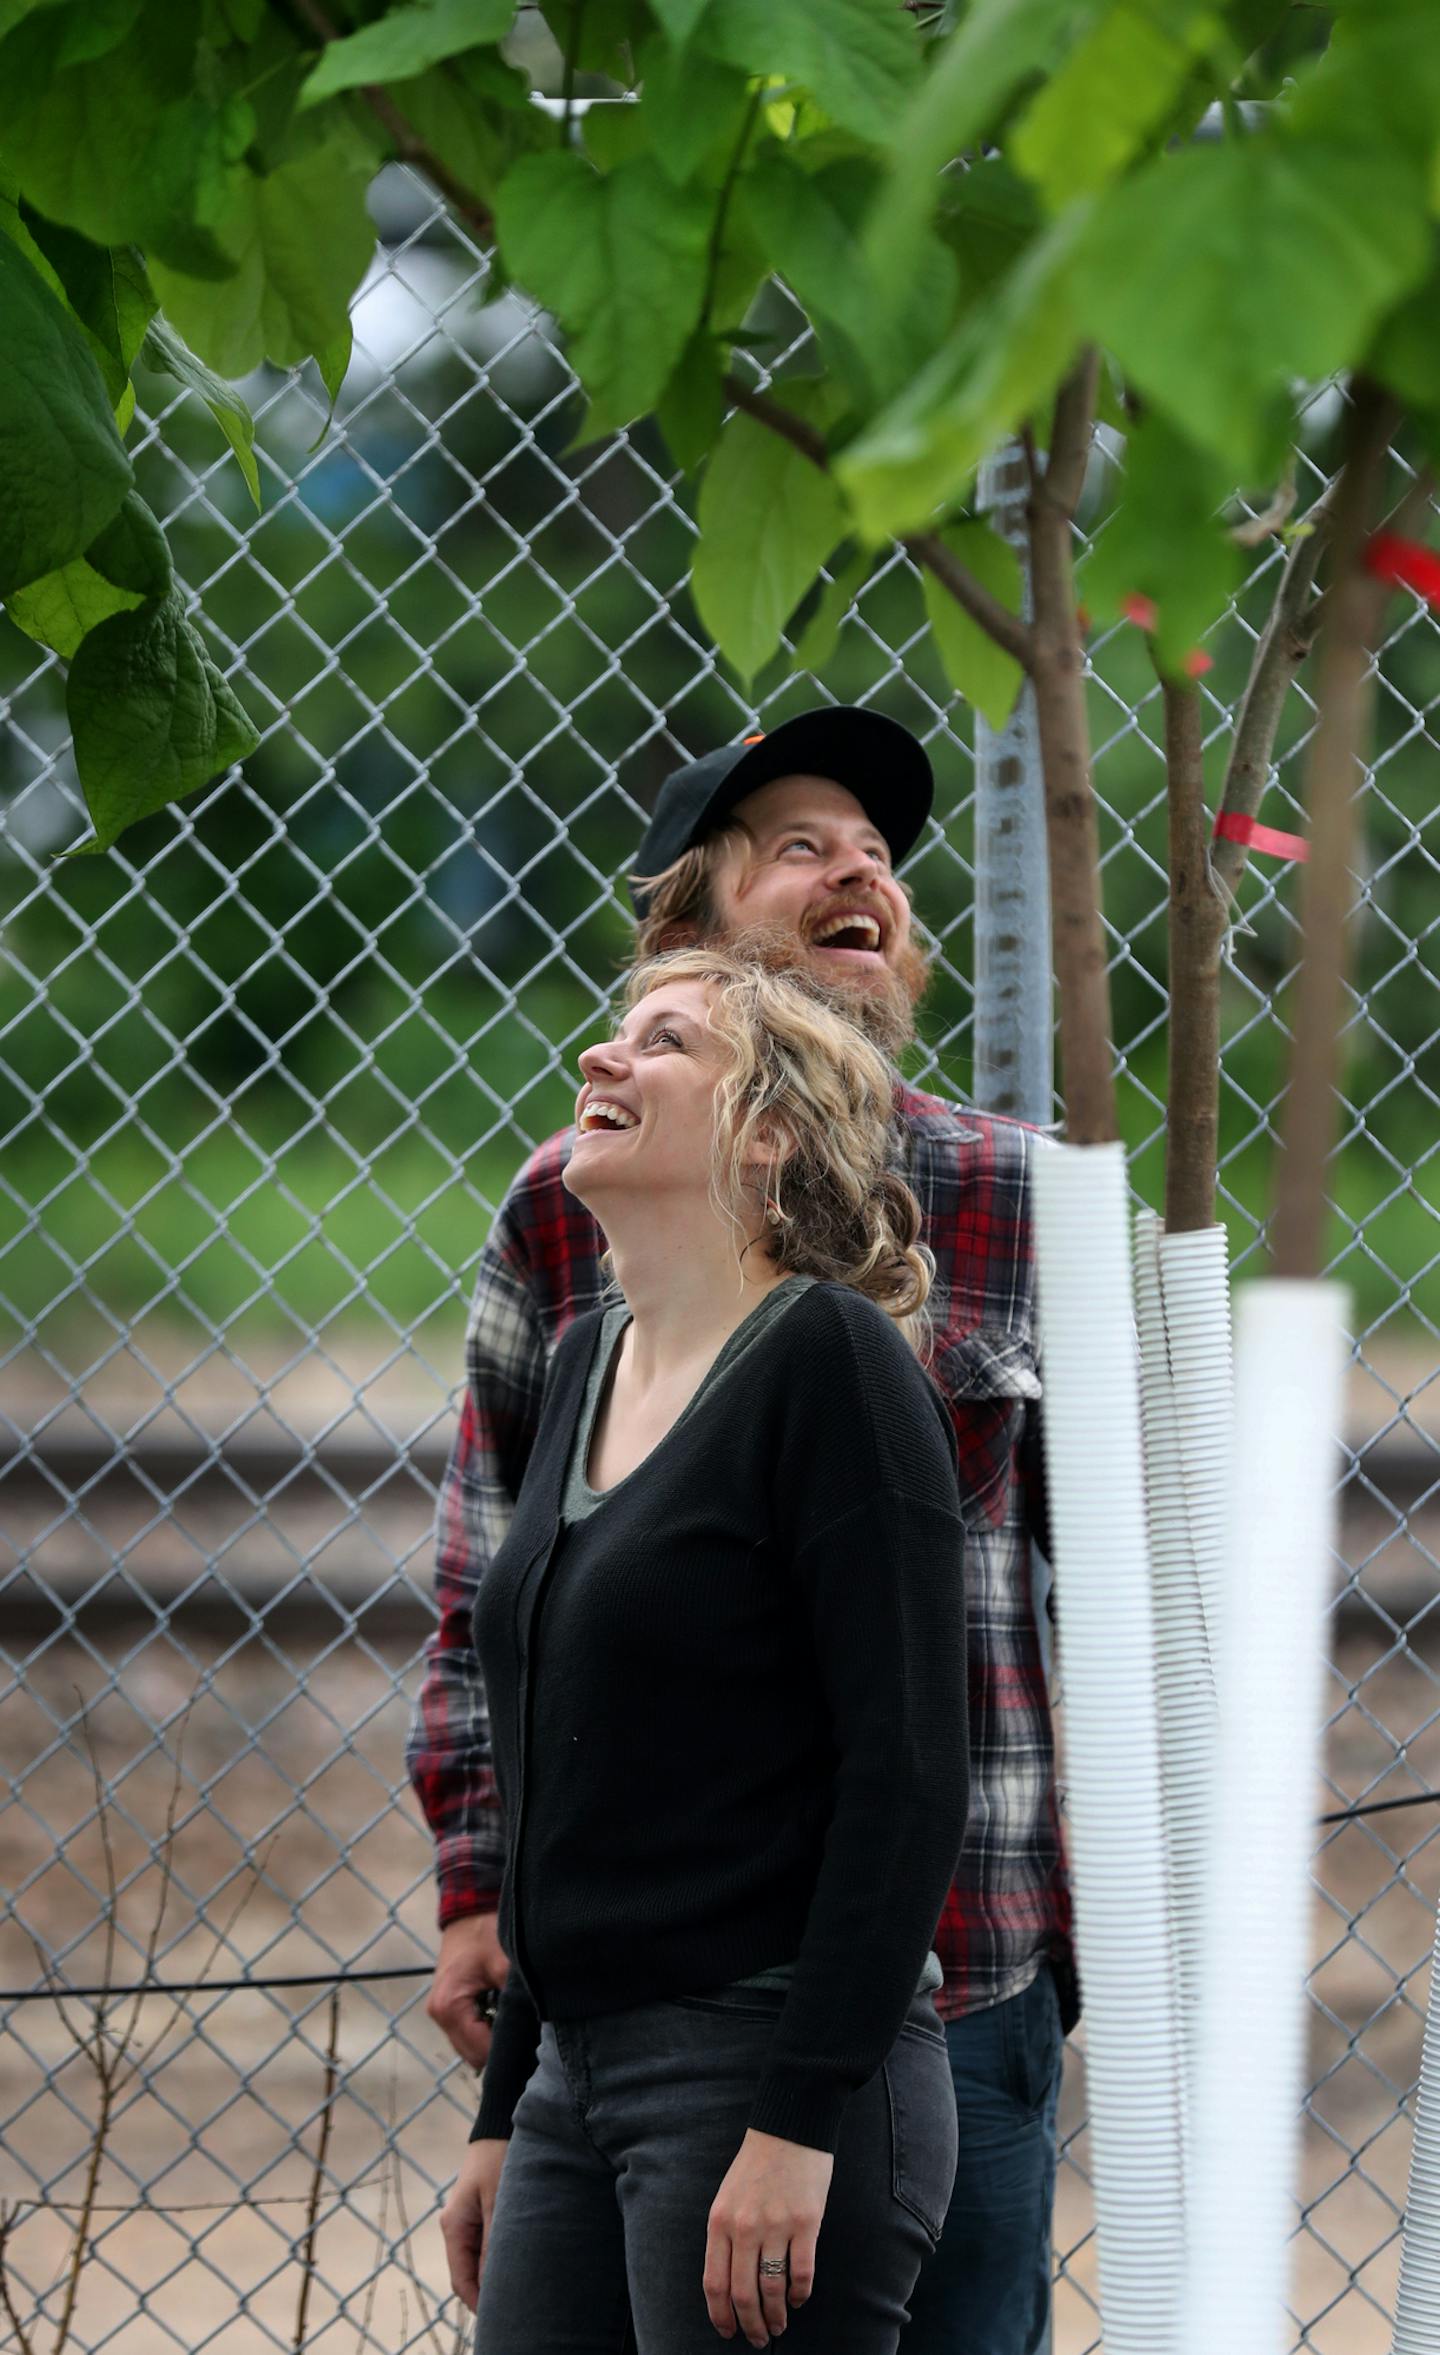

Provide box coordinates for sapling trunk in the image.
[1027,353,1116,1145]
[1162,682,1224,1231]
[1271,383,1398,1278]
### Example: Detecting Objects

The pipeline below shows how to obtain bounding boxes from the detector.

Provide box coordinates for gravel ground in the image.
[3,1607,1438,2355]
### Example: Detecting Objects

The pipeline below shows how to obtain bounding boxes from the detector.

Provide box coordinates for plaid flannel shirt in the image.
[406,1080,1074,2023]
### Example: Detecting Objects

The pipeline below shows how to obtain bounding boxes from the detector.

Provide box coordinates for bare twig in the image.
[1212,489,1335,900]
[293,1986,342,2355]
[1230,474,1297,546]
[0,2205,38,2355]
[388,2113,449,2355]
[1271,380,1401,1279]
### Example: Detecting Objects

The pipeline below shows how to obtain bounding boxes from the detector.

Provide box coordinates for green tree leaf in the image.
[0,230,132,597]
[937,158,1039,302]
[142,315,260,506]
[691,397,846,680]
[637,38,754,185]
[494,151,713,437]
[1080,414,1238,671]
[388,54,547,206]
[700,0,921,142]
[865,0,1091,289]
[21,212,156,404]
[0,2,254,276]
[299,0,516,107]
[1075,130,1432,475]
[922,522,1024,728]
[5,485,170,655]
[838,206,1087,541]
[739,147,957,405]
[793,543,872,675]
[66,588,257,854]
[649,0,711,46]
[149,132,376,376]
[1011,0,1218,210]
[655,330,726,473]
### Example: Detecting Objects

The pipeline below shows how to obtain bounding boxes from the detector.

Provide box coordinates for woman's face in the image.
[567,977,753,1217]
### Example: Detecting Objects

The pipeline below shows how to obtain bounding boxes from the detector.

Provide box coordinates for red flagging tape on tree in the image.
[1366,532,1440,603]
[1213,810,1310,862]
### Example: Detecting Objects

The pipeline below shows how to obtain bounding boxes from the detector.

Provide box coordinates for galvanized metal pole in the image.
[973,442,1054,1128]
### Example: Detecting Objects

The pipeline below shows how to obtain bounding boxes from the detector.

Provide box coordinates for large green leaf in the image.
[739,148,957,405]
[922,522,1025,728]
[21,212,155,404]
[66,588,257,854]
[1080,415,1239,672]
[142,315,260,506]
[637,37,753,185]
[936,159,1039,302]
[6,486,170,655]
[649,0,711,45]
[0,231,132,597]
[388,54,547,206]
[1011,0,1217,210]
[494,151,712,437]
[0,2,253,277]
[700,0,920,142]
[149,133,376,376]
[864,0,1091,288]
[691,397,847,681]
[298,0,515,106]
[793,545,872,677]
[838,206,1088,541]
[655,330,726,474]
[1075,130,1432,475]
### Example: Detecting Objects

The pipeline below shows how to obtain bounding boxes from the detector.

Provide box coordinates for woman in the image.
[441,944,971,2352]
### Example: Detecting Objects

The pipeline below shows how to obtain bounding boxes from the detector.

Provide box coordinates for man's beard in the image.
[709,919,931,1062]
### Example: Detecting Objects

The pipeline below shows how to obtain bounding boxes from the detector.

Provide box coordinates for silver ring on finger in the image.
[758,2256,788,2279]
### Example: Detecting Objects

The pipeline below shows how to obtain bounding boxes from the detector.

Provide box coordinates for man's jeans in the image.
[475,1982,958,2353]
[901,1968,1065,2355]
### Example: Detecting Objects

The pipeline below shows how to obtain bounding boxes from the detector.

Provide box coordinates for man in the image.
[408,705,1074,2354]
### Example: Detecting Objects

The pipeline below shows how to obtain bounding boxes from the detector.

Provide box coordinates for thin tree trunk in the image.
[1028,354,1115,1145]
[1271,381,1398,1279]
[1163,680,1224,1231]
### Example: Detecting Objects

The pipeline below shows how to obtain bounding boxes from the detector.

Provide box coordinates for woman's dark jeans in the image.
[474,1983,958,2353]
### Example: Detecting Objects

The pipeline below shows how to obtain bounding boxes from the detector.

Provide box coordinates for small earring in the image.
[764,1197,782,1226]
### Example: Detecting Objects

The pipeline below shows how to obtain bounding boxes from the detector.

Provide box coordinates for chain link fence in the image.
[1,169,1436,2354]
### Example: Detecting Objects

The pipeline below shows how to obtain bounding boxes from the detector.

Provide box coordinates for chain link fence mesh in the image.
[1,170,1436,2354]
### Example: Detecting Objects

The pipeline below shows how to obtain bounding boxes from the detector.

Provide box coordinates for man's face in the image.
[706,775,930,1056]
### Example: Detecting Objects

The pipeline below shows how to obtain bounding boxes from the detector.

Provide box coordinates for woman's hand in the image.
[441,2136,509,2314]
[703,2127,834,2345]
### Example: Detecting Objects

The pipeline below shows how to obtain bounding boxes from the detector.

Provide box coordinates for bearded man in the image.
[407,705,1074,2355]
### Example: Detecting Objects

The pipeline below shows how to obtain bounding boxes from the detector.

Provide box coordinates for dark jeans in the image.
[901,1968,1065,2355]
[475,1983,958,2353]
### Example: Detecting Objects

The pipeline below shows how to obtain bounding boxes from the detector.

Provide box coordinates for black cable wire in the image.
[4,1788,1437,2006]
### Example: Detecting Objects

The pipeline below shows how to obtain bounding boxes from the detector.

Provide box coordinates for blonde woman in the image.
[442,945,969,2353]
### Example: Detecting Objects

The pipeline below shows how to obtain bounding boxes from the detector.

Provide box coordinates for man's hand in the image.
[703,2128,834,2346]
[442,2135,508,2313]
[428,1912,510,2069]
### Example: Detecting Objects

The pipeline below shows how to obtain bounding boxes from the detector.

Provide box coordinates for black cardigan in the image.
[471,1279,971,2154]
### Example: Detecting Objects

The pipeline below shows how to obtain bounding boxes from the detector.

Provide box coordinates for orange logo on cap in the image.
[742,733,765,744]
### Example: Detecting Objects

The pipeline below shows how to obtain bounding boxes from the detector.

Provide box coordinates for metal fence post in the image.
[972,442,1054,1129]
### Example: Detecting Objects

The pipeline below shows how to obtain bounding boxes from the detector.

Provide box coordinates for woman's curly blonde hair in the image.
[617,940,935,1359]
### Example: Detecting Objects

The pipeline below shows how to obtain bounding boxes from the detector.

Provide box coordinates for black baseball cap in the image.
[628,706,933,917]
